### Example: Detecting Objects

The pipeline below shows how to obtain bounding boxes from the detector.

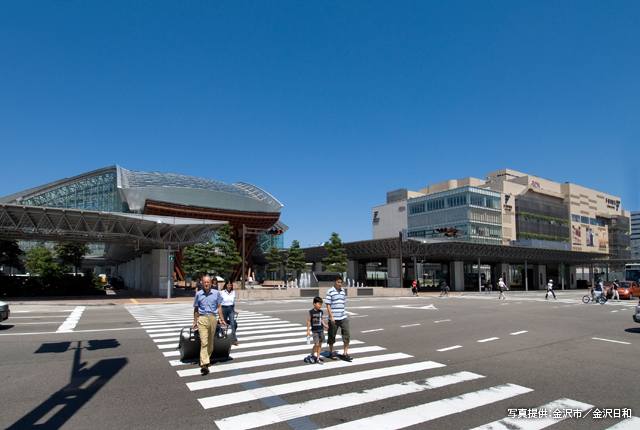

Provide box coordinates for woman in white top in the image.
[220,278,239,345]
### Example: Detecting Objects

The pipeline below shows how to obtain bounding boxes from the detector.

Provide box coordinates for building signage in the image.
[606,198,620,211]
[503,195,512,211]
[372,211,380,224]
[530,181,540,188]
[398,206,406,212]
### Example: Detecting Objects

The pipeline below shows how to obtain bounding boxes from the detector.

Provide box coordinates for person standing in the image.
[192,276,225,375]
[485,279,492,295]
[220,278,239,345]
[611,279,620,302]
[326,275,352,361]
[497,278,508,299]
[411,279,418,296]
[545,279,556,300]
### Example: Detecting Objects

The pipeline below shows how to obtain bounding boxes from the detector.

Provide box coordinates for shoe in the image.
[316,357,324,364]
[232,340,239,345]
[329,352,339,360]
[201,365,209,375]
[342,354,353,362]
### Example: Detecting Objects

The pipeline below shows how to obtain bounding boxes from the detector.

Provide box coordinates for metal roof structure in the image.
[0,204,226,263]
[293,238,612,266]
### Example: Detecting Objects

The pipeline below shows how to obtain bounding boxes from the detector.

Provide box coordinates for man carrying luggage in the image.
[192,276,226,375]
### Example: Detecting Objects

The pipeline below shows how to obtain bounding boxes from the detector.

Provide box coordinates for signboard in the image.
[401,229,408,242]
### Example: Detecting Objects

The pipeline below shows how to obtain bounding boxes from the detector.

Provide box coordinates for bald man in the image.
[192,276,226,375]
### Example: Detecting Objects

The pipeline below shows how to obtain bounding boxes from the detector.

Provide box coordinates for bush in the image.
[0,275,106,297]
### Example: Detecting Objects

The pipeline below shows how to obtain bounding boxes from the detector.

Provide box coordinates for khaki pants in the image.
[197,314,217,366]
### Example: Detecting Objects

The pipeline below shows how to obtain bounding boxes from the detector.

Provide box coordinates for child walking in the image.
[306,296,329,364]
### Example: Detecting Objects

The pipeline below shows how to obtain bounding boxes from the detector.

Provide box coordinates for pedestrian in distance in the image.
[326,275,352,361]
[440,280,449,297]
[412,279,418,296]
[195,272,204,292]
[305,296,329,364]
[497,278,508,299]
[485,279,492,294]
[611,279,620,302]
[220,278,239,345]
[192,276,226,375]
[545,279,556,300]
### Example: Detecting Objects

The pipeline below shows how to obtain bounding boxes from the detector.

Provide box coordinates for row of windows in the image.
[409,194,502,214]
[571,214,605,226]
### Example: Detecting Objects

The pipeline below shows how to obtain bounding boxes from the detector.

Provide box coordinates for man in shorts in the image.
[326,275,352,361]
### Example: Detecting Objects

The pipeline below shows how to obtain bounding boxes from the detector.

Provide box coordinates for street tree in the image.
[212,223,242,279]
[322,232,348,274]
[266,246,283,280]
[55,242,91,275]
[286,240,307,283]
[0,239,24,271]
[24,244,68,277]
[182,238,218,278]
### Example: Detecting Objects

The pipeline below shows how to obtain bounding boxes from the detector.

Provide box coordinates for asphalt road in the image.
[1,291,639,430]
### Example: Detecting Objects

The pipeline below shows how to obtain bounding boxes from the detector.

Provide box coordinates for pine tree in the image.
[182,238,218,278]
[322,232,348,274]
[55,242,91,275]
[266,246,283,280]
[286,240,307,282]
[212,223,242,279]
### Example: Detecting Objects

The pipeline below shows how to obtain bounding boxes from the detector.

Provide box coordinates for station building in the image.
[367,169,631,289]
[0,165,286,290]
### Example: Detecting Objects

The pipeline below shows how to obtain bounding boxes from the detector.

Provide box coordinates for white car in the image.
[634,301,640,324]
[0,300,9,324]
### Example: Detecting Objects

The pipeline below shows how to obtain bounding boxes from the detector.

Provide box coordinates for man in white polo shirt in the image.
[326,275,352,361]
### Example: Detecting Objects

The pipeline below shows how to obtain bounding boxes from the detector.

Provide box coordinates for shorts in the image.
[312,331,325,344]
[328,318,350,345]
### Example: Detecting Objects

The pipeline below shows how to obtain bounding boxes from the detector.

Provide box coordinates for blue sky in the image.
[1,1,638,248]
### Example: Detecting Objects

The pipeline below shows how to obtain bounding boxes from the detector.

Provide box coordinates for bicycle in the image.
[582,293,606,305]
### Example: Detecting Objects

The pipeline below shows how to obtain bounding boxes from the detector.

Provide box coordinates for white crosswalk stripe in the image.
[127,303,632,430]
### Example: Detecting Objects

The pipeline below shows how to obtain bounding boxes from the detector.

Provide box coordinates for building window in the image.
[581,216,589,224]
[571,214,580,222]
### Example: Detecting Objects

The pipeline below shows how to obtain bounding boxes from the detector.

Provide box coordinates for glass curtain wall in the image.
[408,187,502,245]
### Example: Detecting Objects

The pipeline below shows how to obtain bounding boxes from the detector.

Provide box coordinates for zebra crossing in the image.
[127,303,638,430]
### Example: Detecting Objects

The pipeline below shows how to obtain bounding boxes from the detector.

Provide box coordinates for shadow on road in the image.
[624,327,640,334]
[0,324,15,330]
[7,340,127,430]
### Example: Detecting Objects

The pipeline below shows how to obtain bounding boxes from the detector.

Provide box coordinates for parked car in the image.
[634,301,640,324]
[617,281,640,300]
[0,300,9,324]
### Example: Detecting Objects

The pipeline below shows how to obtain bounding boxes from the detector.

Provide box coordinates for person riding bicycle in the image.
[592,277,604,302]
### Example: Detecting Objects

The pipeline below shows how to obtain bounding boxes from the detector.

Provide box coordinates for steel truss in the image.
[0,204,224,263]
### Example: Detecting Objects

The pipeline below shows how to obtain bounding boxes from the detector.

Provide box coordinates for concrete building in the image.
[373,168,631,258]
[631,211,640,259]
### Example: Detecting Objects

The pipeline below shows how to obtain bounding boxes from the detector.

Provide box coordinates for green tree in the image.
[322,232,348,274]
[286,240,307,282]
[182,238,218,278]
[55,242,91,275]
[211,223,242,279]
[24,244,67,277]
[0,240,24,271]
[266,246,282,280]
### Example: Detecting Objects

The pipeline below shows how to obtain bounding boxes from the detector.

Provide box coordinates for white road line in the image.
[236,320,292,327]
[510,331,528,335]
[203,340,367,360]
[471,397,593,429]
[592,337,631,345]
[149,330,182,338]
[434,319,451,323]
[437,345,462,352]
[478,337,499,343]
[323,383,533,429]
[188,353,412,391]
[0,327,146,336]
[56,306,85,333]
[401,324,421,328]
[236,325,303,335]
[605,416,640,429]
[198,360,446,409]
[176,346,386,374]
[215,371,485,430]
[361,329,384,333]
[229,335,342,350]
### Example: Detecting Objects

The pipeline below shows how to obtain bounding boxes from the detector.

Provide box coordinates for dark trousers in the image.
[221,306,237,341]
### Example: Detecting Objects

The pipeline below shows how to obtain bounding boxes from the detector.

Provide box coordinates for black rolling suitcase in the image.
[178,323,234,361]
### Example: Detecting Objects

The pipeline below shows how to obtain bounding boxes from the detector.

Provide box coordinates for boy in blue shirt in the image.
[306,296,328,364]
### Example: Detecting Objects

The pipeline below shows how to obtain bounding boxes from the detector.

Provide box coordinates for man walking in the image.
[192,276,226,375]
[326,275,352,361]
[545,279,557,300]
[611,279,620,302]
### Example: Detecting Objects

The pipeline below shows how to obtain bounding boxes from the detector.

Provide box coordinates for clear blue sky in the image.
[1,1,638,248]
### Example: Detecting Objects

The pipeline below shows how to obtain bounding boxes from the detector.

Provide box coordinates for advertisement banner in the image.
[598,229,608,248]
[572,225,582,246]
[586,227,594,247]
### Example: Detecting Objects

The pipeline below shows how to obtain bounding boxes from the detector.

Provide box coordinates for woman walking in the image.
[497,278,508,300]
[220,278,239,345]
